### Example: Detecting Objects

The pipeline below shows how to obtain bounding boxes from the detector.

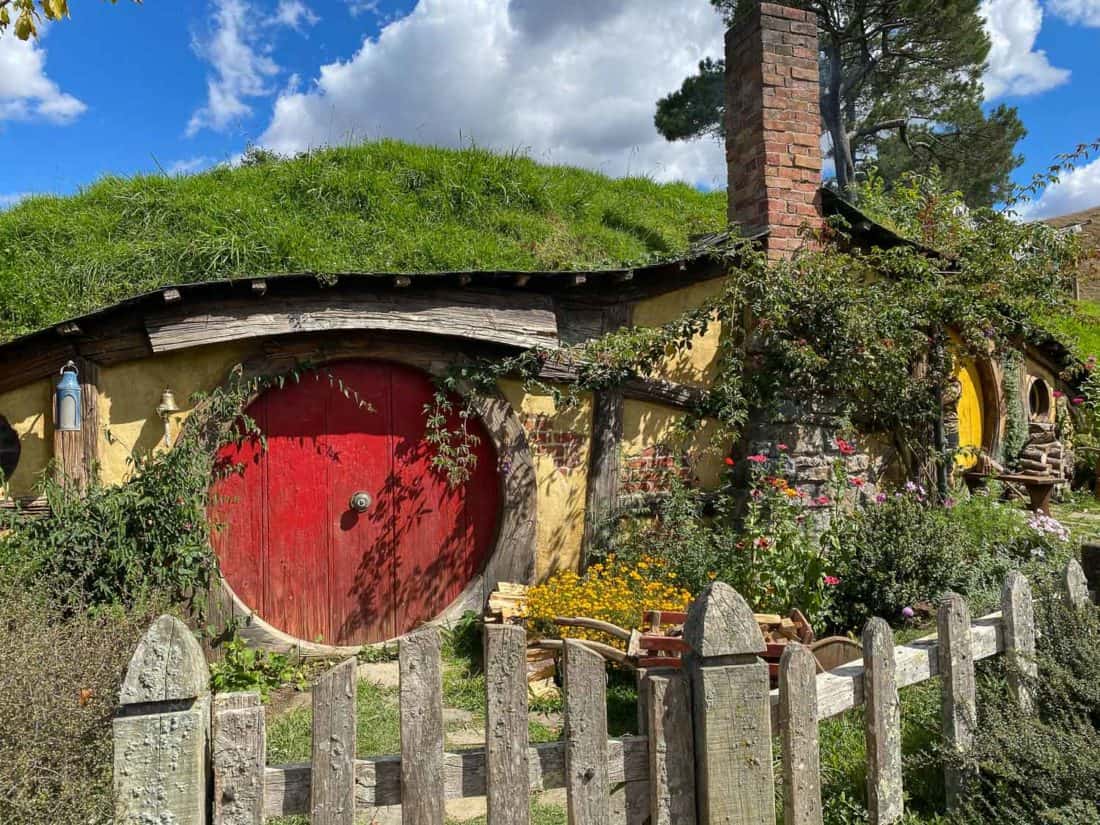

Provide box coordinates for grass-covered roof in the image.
[0,140,727,343]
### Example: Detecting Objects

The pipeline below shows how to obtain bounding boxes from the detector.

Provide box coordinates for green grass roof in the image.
[0,140,727,343]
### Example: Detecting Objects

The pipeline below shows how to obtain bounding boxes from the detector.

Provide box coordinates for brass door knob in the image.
[349,491,372,513]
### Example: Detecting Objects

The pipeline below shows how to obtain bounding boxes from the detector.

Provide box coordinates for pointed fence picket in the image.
[120,562,1094,825]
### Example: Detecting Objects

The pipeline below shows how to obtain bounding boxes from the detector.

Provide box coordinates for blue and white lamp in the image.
[55,361,82,432]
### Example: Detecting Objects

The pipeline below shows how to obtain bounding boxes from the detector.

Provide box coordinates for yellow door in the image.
[954,359,984,469]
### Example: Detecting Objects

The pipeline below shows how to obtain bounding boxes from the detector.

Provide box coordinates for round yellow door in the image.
[953,359,984,469]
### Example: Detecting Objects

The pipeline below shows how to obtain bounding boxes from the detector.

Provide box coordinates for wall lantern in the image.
[55,361,82,432]
[156,387,180,446]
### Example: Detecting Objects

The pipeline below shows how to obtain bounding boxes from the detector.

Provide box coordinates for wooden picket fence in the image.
[113,560,1095,825]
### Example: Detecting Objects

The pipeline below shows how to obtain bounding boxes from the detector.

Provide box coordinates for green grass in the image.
[1043,299,1100,360]
[0,140,726,342]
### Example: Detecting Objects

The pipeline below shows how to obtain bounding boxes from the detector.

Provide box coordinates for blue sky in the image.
[2,0,1099,217]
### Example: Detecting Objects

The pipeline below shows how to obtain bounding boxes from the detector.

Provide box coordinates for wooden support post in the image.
[51,356,99,490]
[311,658,357,825]
[1001,571,1037,714]
[937,593,976,809]
[1063,558,1090,609]
[213,692,266,825]
[114,615,211,825]
[485,624,530,825]
[684,581,775,825]
[863,617,903,825]
[401,627,445,825]
[779,644,822,825]
[645,671,696,825]
[563,639,611,825]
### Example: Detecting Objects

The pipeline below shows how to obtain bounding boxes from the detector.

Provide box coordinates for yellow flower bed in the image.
[524,555,692,648]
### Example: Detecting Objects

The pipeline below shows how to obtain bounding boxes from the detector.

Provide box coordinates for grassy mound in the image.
[0,141,726,342]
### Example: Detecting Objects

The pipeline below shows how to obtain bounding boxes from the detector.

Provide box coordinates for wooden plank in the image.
[685,582,774,825]
[145,290,559,353]
[779,644,822,825]
[78,358,100,481]
[645,672,695,825]
[401,627,445,825]
[620,377,706,409]
[581,387,623,556]
[311,658,357,825]
[1001,572,1037,714]
[863,618,903,825]
[485,625,529,825]
[564,639,611,825]
[262,737,651,817]
[937,594,976,810]
[213,692,266,825]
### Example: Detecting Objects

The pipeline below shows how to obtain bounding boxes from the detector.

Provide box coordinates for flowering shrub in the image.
[523,555,691,647]
[1027,512,1070,543]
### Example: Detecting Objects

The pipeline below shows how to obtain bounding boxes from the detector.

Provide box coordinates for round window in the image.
[1028,378,1052,422]
[0,415,20,482]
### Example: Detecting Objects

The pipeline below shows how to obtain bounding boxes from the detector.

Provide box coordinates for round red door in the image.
[209,360,500,645]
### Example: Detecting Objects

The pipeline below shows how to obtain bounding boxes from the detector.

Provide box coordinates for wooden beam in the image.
[145,290,559,353]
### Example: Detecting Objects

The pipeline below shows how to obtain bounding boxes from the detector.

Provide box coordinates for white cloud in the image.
[168,156,213,175]
[0,192,31,209]
[1017,157,1100,218]
[980,0,1071,99]
[0,29,85,124]
[188,0,317,137]
[273,0,319,30]
[259,0,727,186]
[1047,0,1100,26]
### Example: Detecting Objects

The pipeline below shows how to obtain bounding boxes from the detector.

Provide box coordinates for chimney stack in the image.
[725,2,823,259]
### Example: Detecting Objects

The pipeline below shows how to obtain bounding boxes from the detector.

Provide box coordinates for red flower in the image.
[850,477,865,488]
[724,456,735,466]
[1072,397,1086,406]
[823,575,841,586]
[835,438,856,456]
[1053,390,1065,398]
[754,537,771,549]
[777,443,790,452]
[747,454,768,463]
[814,494,831,506]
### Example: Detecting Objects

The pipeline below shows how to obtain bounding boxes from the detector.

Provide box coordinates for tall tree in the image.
[655,0,1025,206]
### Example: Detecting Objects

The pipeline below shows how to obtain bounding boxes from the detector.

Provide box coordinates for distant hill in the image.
[0,141,727,343]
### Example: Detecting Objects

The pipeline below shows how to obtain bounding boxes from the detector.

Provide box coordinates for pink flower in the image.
[1072,397,1086,406]
[823,575,841,586]
[850,477,865,488]
[754,537,771,549]
[835,438,856,456]
[747,454,768,464]
[901,606,915,619]
[875,492,887,503]
[814,494,830,506]
[1053,390,1065,398]
[777,443,790,452]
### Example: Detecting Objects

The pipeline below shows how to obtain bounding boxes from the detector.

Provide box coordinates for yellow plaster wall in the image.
[497,378,592,579]
[621,399,725,488]
[0,379,51,498]
[97,345,255,484]
[632,279,726,387]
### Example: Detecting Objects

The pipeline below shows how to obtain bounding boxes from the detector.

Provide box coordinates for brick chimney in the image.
[725,2,823,258]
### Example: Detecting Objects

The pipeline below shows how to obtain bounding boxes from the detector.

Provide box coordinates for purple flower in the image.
[901,607,915,619]
[875,492,887,504]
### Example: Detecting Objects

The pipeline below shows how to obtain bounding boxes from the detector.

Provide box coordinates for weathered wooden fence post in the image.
[938,593,976,810]
[863,617,902,825]
[779,643,822,825]
[485,624,530,825]
[213,692,266,825]
[401,626,445,825]
[1063,558,1090,609]
[312,657,357,825]
[644,670,695,825]
[114,614,211,825]
[563,638,611,825]
[1001,571,1037,714]
[684,581,775,825]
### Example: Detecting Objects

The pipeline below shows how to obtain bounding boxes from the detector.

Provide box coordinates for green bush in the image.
[949,589,1100,823]
[0,583,163,825]
[209,634,309,700]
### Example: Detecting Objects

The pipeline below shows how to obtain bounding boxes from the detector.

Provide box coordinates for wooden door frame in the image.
[204,335,538,657]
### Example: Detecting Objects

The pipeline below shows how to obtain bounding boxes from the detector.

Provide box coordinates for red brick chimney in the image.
[725,2,823,258]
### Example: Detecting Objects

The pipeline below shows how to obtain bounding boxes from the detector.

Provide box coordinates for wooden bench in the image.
[964,471,1065,514]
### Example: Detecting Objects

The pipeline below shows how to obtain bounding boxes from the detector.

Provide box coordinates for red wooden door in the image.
[210,360,500,646]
